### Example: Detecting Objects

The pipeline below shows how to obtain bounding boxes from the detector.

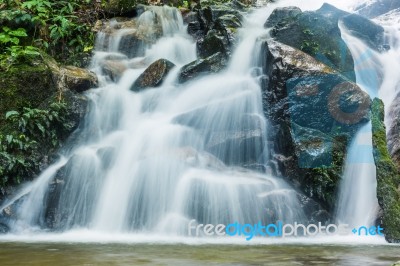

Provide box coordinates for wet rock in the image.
[341,14,385,51]
[262,39,370,212]
[266,4,385,81]
[371,99,400,243]
[130,59,175,91]
[173,107,265,168]
[264,6,302,28]
[197,30,227,58]
[101,60,127,82]
[388,92,400,170]
[355,0,400,18]
[178,52,228,83]
[61,66,98,93]
[194,3,243,57]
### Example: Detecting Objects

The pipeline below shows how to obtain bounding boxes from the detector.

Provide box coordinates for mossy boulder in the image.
[193,2,244,57]
[371,98,400,243]
[0,54,91,201]
[130,59,175,91]
[266,4,386,81]
[197,30,227,58]
[262,39,370,214]
[0,63,56,128]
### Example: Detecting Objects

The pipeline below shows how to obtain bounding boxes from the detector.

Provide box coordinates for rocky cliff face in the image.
[261,38,370,216]
[371,99,400,243]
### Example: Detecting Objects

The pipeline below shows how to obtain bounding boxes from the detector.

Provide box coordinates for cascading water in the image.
[1,0,397,244]
[3,5,307,236]
[336,10,400,228]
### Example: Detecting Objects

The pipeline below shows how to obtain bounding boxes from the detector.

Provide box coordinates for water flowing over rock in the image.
[1,1,399,244]
[0,5,307,234]
[266,3,387,81]
[355,0,400,18]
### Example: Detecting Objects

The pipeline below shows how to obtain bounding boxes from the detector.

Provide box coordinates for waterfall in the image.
[4,5,306,235]
[335,12,400,227]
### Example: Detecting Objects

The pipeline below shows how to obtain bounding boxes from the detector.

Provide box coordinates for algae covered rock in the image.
[371,98,400,243]
[266,4,386,81]
[0,63,56,127]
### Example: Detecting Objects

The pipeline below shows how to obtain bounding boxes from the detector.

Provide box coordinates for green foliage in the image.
[0,0,100,67]
[0,102,73,186]
[0,26,40,69]
[300,40,320,55]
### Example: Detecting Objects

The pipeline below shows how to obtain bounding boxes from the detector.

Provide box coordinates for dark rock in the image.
[355,0,400,18]
[118,33,147,58]
[262,39,370,212]
[178,52,228,83]
[194,3,243,57]
[264,6,302,28]
[197,30,227,58]
[266,4,385,81]
[130,59,176,92]
[341,14,385,51]
[371,98,400,243]
[103,0,145,17]
[388,92,400,170]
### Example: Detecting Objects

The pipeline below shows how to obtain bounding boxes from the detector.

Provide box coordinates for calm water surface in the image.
[0,243,399,265]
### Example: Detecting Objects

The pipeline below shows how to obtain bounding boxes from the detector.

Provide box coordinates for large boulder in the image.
[130,59,175,91]
[262,39,370,212]
[266,4,386,81]
[178,52,228,83]
[371,99,400,243]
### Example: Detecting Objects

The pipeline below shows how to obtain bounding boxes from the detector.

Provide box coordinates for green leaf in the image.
[5,110,19,119]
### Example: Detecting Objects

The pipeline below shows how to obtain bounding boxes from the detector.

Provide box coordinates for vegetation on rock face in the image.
[371,99,400,243]
[0,103,72,187]
[0,0,104,67]
[262,40,370,215]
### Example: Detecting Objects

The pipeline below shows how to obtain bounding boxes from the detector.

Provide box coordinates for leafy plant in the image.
[301,40,320,55]
[0,102,73,185]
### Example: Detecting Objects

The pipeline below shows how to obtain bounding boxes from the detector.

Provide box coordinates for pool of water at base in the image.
[0,243,399,265]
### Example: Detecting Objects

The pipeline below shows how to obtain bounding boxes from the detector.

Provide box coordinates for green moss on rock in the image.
[0,63,56,128]
[371,98,400,243]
